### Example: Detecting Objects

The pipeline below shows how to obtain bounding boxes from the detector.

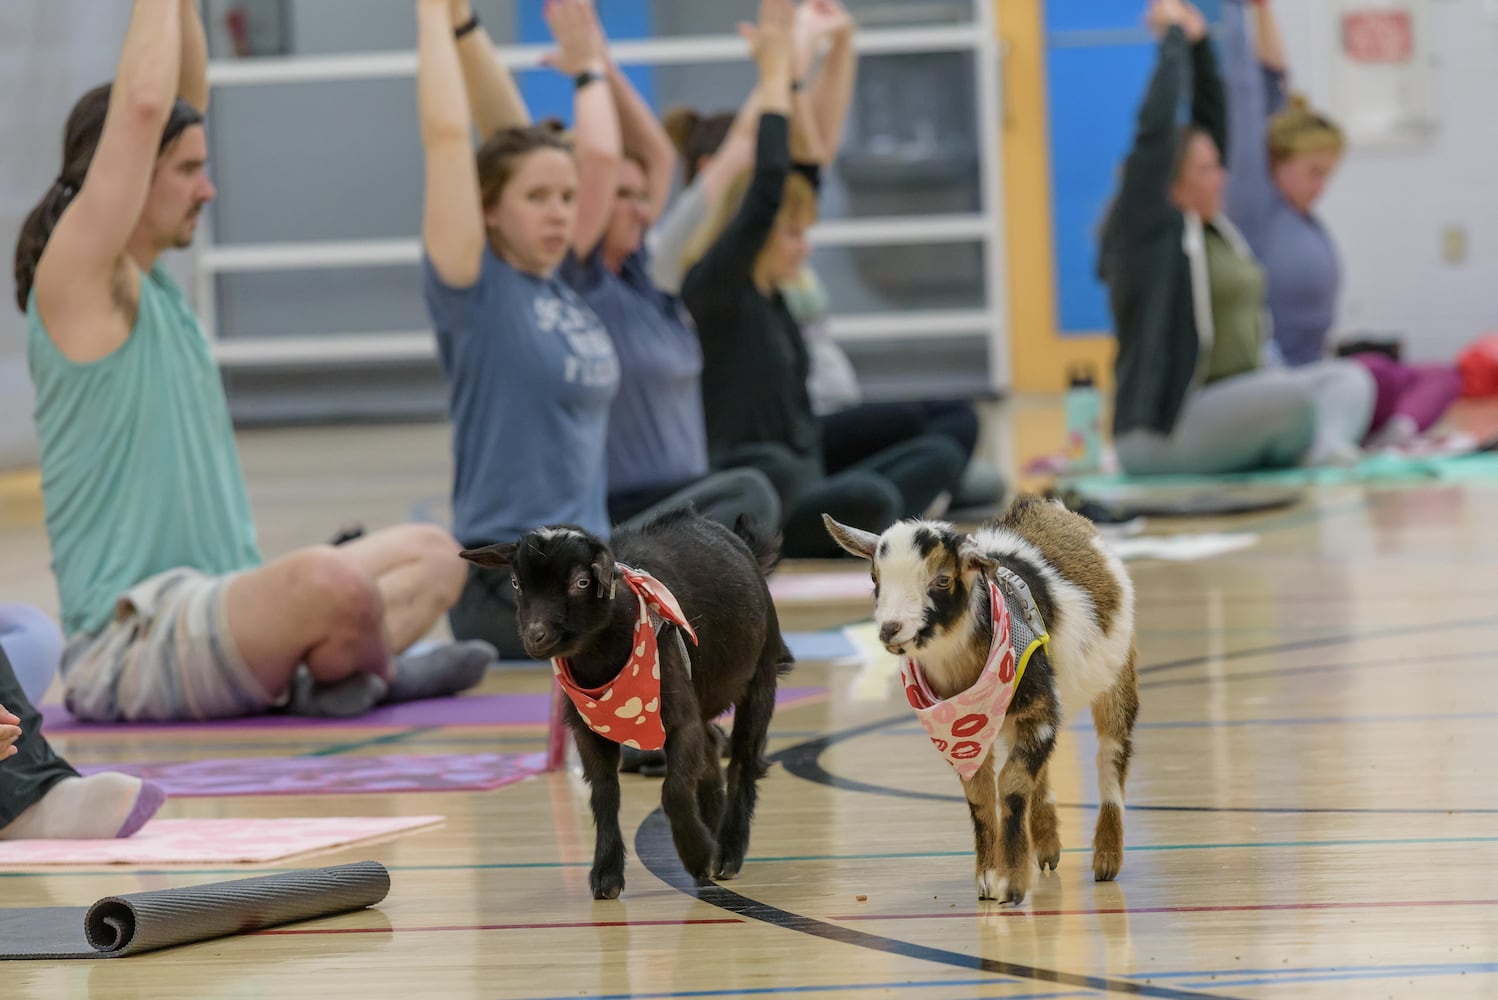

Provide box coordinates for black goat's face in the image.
[461,526,616,659]
[823,515,997,656]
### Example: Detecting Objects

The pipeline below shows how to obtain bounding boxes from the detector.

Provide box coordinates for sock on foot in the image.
[379,640,495,704]
[0,773,166,841]
[285,666,389,718]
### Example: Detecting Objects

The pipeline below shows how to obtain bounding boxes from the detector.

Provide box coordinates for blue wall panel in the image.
[1045,0,1221,335]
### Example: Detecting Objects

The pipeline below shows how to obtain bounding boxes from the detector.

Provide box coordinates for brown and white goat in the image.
[824,495,1139,904]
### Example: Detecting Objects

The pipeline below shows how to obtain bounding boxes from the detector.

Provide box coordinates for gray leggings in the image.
[1116,360,1375,476]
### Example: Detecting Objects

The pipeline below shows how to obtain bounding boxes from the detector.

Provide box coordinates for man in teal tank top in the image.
[13,0,495,724]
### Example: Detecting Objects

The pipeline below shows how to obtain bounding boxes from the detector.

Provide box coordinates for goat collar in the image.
[900,571,1050,780]
[551,564,698,752]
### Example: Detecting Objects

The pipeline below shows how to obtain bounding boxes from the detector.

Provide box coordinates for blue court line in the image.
[11,835,1492,880]
[1178,965,1498,989]
[1141,961,1498,979]
[512,983,1095,1000]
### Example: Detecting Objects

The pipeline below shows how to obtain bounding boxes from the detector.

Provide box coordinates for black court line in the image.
[772,718,1498,816]
[1138,648,1498,692]
[634,716,1240,1000]
[1138,615,1498,676]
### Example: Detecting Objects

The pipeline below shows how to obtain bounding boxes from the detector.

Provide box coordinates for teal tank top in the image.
[27,264,263,637]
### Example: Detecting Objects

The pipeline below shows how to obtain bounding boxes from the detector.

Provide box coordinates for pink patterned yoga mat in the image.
[0,816,444,867]
[77,752,549,798]
[41,686,828,734]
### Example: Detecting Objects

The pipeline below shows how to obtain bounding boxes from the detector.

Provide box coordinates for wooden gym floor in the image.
[4,399,1498,999]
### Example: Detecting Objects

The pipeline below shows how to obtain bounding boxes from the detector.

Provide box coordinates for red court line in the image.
[256,917,743,936]
[831,899,1498,921]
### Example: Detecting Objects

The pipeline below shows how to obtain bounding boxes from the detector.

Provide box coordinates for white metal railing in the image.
[205,24,983,87]
[210,308,994,367]
[197,15,1008,390]
[200,214,994,274]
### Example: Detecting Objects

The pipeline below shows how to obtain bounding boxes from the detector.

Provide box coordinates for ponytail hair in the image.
[14,83,203,312]
[663,106,735,185]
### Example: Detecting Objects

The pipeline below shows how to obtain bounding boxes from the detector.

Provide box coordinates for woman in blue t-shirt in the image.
[417,0,627,658]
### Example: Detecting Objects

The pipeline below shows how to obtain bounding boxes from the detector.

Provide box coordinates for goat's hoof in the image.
[1036,848,1061,872]
[591,870,625,900]
[976,869,1004,901]
[714,857,744,881]
[1092,850,1122,883]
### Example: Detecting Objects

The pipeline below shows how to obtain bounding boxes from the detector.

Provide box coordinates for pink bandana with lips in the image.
[900,581,1031,780]
[552,565,698,752]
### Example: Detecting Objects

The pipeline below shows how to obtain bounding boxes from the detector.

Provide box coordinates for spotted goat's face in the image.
[822,515,997,656]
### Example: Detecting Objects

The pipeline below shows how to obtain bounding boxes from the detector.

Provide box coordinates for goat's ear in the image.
[822,514,879,561]
[590,548,616,599]
[958,535,997,576]
[461,542,518,569]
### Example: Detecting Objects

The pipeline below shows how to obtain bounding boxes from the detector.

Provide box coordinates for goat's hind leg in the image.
[716,637,783,880]
[1090,643,1140,882]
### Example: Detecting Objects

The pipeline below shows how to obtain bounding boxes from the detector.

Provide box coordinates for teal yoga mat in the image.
[1061,451,1498,494]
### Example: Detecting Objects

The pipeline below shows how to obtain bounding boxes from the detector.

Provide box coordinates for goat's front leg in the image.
[994,709,1060,906]
[1030,759,1061,872]
[959,751,1001,900]
[571,718,626,899]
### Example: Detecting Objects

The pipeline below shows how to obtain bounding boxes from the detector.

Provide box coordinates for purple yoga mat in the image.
[77,752,549,797]
[41,687,827,735]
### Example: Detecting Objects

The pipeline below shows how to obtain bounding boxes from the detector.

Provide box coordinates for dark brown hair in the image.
[662,107,734,185]
[476,119,572,209]
[14,83,203,312]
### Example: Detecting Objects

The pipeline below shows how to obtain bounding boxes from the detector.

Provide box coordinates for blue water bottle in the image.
[1064,363,1102,473]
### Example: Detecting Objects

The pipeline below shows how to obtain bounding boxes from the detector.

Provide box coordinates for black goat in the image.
[461,507,792,899]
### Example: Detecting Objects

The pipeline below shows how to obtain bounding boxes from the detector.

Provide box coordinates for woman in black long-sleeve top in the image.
[680,0,964,558]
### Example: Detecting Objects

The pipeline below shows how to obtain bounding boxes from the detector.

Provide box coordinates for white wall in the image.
[1276,0,1498,363]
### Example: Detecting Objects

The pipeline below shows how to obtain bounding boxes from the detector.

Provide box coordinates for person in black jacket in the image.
[1098,0,1374,476]
[680,0,965,558]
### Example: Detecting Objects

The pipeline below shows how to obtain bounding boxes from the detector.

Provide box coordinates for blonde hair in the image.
[1268,94,1345,166]
[680,169,819,288]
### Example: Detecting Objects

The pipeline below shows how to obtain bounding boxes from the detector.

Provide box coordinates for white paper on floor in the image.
[1105,532,1259,562]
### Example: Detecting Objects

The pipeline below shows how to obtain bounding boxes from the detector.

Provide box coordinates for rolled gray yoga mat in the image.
[0,861,390,960]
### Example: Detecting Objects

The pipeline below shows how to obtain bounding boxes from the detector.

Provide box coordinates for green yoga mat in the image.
[1062,451,1498,494]
[0,862,389,960]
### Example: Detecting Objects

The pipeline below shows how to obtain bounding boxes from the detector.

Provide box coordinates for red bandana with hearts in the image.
[552,565,698,752]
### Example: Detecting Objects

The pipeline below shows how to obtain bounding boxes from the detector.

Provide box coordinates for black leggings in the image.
[716,435,967,560]
[819,399,980,479]
[0,644,79,830]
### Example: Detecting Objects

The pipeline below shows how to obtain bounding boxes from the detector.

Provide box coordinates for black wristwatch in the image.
[574,69,605,90]
[454,13,480,39]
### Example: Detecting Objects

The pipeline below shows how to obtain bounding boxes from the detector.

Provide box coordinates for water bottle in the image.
[1064,364,1102,474]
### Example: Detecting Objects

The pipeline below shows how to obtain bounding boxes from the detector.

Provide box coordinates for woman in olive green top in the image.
[1097,0,1374,476]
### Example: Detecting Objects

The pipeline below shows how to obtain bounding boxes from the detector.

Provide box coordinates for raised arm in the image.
[449,0,530,138]
[178,0,209,113]
[800,0,857,164]
[1220,0,1275,244]
[1104,5,1195,244]
[592,15,675,223]
[545,0,620,258]
[418,0,485,288]
[680,0,795,305]
[1186,4,1227,157]
[31,0,183,360]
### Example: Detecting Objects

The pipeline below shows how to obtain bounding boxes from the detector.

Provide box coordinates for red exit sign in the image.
[1342,9,1415,63]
